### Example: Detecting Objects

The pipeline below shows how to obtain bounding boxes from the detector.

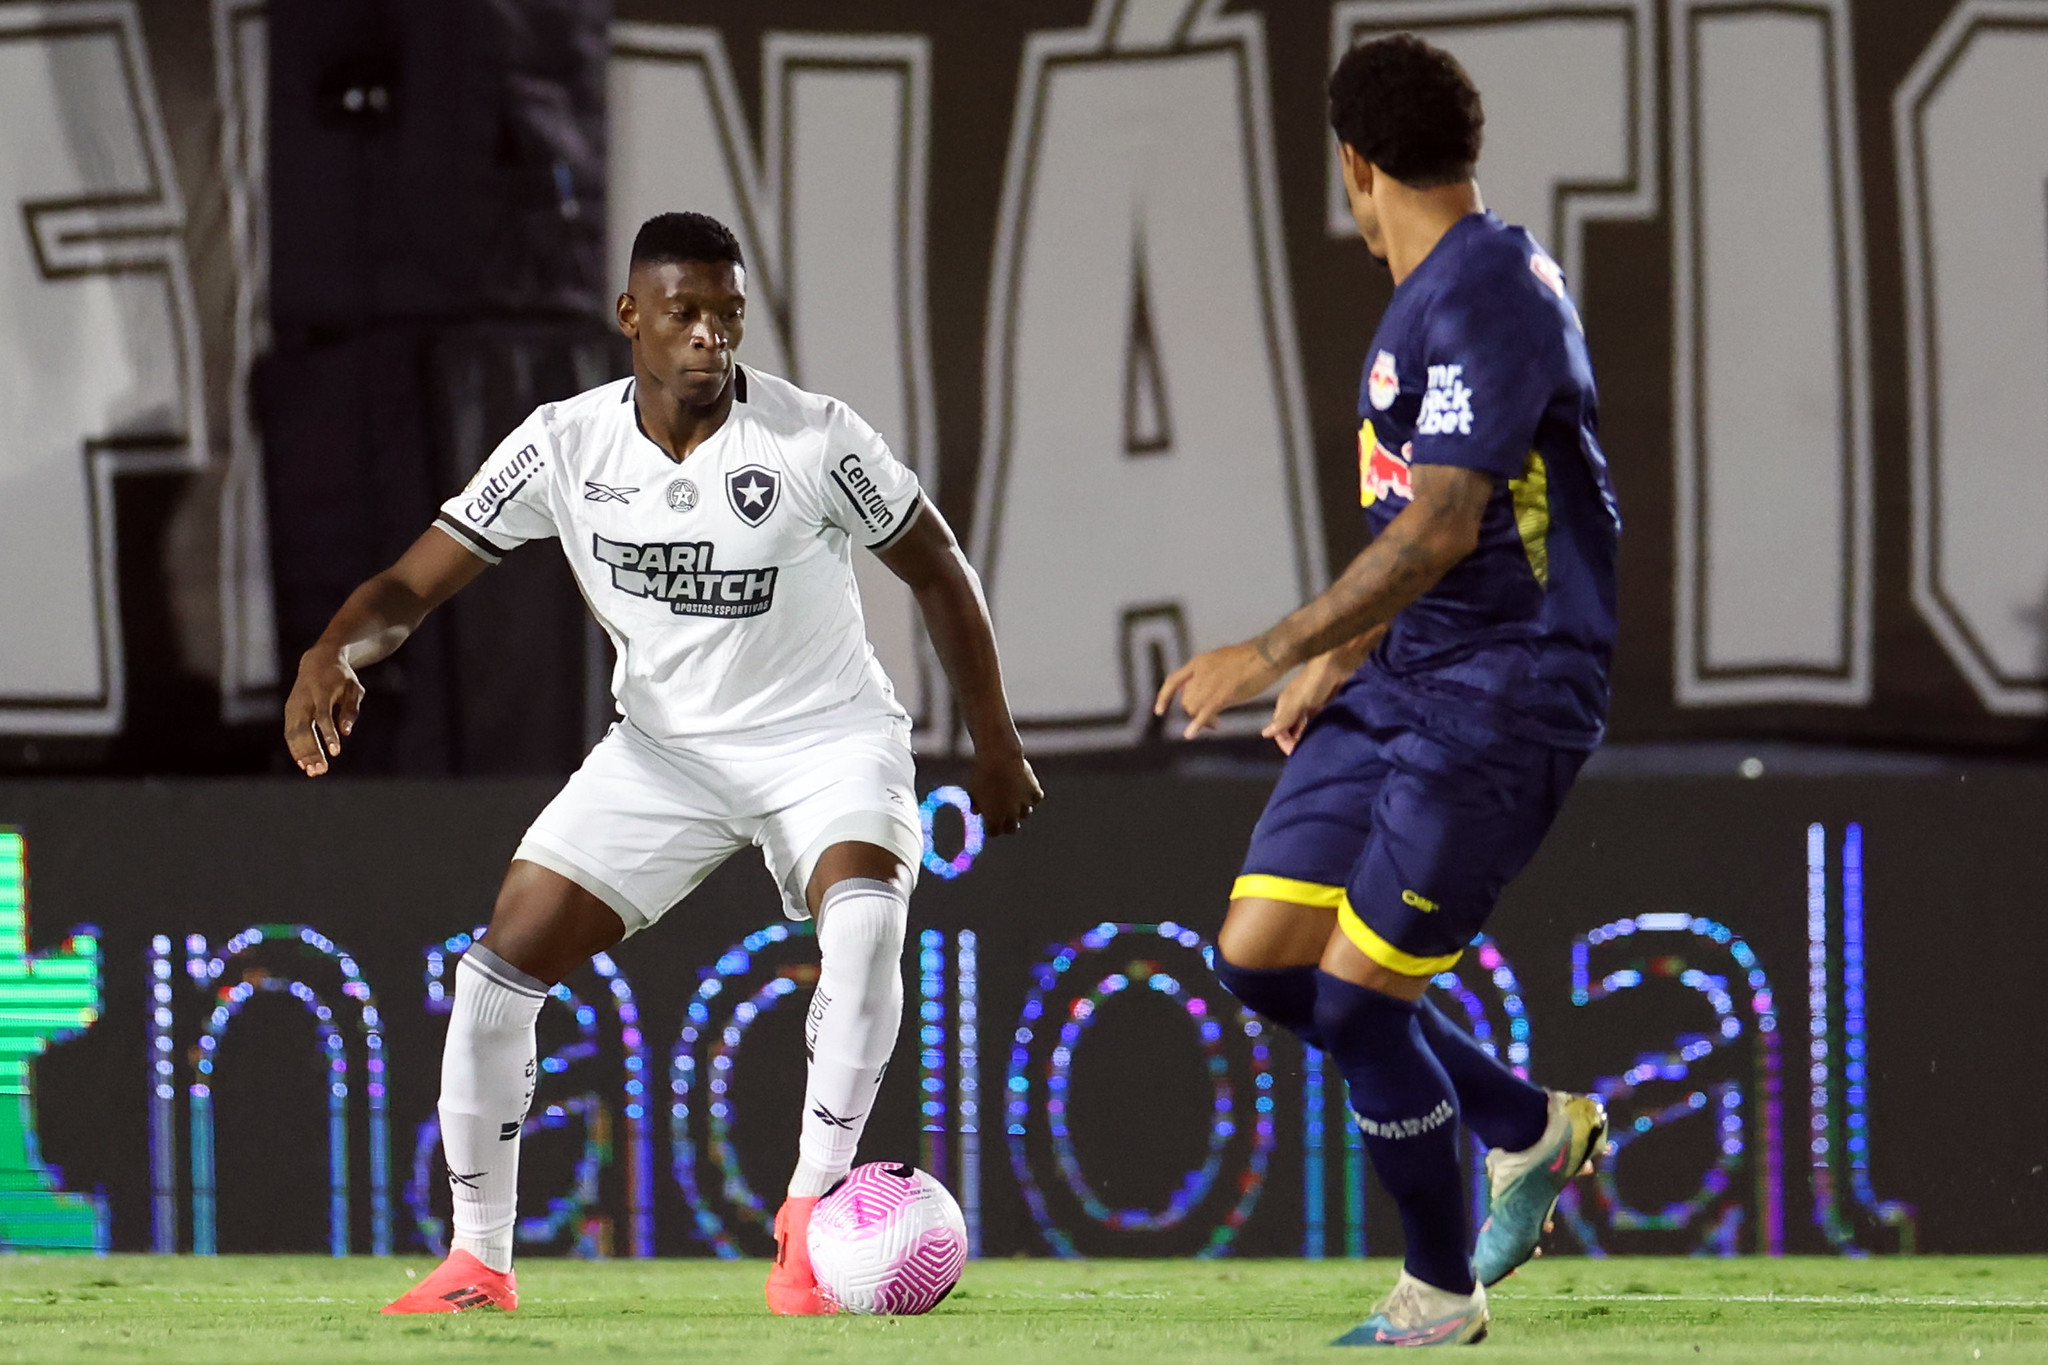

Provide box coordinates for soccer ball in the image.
[807,1162,968,1315]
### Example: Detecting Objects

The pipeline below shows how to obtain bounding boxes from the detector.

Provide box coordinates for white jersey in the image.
[435,367,923,742]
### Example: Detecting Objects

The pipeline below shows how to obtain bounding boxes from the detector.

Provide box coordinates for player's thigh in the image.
[483,860,627,986]
[1225,703,1389,967]
[756,721,923,920]
[514,721,752,944]
[1335,723,1586,984]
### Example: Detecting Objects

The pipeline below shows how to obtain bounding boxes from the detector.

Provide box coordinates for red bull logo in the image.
[1358,421,1412,506]
[1366,348,1399,410]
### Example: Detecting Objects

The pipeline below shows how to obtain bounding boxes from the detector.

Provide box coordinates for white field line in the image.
[1502,1292,2048,1309]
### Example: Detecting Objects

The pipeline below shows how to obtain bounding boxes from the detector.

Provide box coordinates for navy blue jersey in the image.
[1354,211,1619,748]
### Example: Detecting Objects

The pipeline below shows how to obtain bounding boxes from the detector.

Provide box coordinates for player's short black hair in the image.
[630,212,744,271]
[1328,34,1484,188]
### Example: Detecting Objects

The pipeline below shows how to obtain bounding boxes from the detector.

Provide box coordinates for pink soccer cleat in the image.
[381,1249,518,1315]
[766,1195,837,1316]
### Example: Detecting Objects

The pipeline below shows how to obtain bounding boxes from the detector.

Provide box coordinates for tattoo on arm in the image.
[1263,464,1494,668]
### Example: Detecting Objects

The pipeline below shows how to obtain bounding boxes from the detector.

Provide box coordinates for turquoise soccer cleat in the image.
[1472,1091,1609,1287]
[1332,1271,1489,1347]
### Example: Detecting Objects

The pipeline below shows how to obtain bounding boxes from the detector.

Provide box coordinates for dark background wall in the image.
[2,0,2045,772]
[10,765,2043,1257]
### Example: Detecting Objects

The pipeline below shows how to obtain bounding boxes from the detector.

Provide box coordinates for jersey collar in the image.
[625,366,749,463]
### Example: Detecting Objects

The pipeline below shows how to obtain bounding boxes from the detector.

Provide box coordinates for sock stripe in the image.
[820,876,901,907]
[461,945,548,998]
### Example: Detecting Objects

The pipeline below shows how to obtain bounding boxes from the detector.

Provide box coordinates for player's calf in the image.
[770,867,908,1316]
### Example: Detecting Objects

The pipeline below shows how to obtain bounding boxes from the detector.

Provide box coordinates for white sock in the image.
[788,877,906,1198]
[440,945,546,1272]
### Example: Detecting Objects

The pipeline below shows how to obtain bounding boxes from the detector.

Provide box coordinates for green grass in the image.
[0,1256,2042,1363]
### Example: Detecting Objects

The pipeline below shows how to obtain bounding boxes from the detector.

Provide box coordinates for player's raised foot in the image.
[1332,1271,1489,1347]
[381,1249,517,1314]
[1472,1090,1609,1287]
[766,1195,838,1316]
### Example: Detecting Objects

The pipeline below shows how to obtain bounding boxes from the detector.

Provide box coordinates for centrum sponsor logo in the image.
[591,534,778,618]
[829,452,895,534]
[463,443,543,526]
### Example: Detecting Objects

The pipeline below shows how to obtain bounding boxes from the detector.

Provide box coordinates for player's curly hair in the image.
[630,211,744,270]
[1328,34,1484,188]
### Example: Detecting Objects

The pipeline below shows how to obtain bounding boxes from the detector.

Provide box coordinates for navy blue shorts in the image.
[1233,680,1586,974]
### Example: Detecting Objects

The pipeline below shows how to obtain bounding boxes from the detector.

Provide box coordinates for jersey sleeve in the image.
[434,412,558,563]
[1406,288,1560,479]
[819,404,924,552]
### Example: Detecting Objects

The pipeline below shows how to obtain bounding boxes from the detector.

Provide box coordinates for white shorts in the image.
[513,711,923,934]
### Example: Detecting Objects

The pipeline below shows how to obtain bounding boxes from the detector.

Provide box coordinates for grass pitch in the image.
[0,1256,2041,1363]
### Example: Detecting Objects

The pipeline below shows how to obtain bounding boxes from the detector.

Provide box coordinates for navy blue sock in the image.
[1417,997,1549,1153]
[1211,955,1323,1050]
[1313,971,1473,1295]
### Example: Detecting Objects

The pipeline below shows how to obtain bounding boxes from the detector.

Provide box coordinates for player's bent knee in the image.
[1318,925,1432,1003]
[482,859,629,986]
[1218,897,1339,969]
[807,840,910,916]
[816,877,907,966]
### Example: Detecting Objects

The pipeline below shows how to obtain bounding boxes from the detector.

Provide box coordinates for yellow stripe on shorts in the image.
[1230,875,1346,909]
[1337,894,1464,975]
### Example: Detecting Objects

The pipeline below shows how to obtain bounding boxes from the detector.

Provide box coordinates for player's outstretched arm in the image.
[876,497,1042,835]
[283,527,492,776]
[1156,464,1493,738]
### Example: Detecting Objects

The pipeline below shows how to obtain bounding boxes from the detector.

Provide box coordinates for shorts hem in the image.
[780,809,924,921]
[513,836,655,937]
[1230,874,1347,909]
[1336,894,1463,976]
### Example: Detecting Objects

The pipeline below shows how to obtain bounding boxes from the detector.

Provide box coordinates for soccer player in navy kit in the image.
[1157,36,1616,1346]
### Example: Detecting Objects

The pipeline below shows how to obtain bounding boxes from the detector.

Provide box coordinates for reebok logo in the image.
[810,1102,862,1130]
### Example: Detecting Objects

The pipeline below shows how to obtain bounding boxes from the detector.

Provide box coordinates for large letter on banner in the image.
[974,0,1324,751]
[1671,0,1874,706]
[0,4,206,735]
[1898,1,2048,716]
[1326,1,1657,300]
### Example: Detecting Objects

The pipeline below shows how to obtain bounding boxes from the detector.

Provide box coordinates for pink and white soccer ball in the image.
[806,1162,967,1315]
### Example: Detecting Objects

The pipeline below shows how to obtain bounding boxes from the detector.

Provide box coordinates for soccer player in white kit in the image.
[283,212,1042,1315]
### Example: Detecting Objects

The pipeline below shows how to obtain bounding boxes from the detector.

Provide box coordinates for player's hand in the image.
[1262,661,1333,755]
[1154,641,1284,740]
[284,648,366,777]
[967,744,1042,836]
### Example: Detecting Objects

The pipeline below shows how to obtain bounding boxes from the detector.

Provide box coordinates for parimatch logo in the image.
[592,535,778,618]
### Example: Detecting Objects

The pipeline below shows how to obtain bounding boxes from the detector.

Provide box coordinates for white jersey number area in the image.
[436,369,921,742]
